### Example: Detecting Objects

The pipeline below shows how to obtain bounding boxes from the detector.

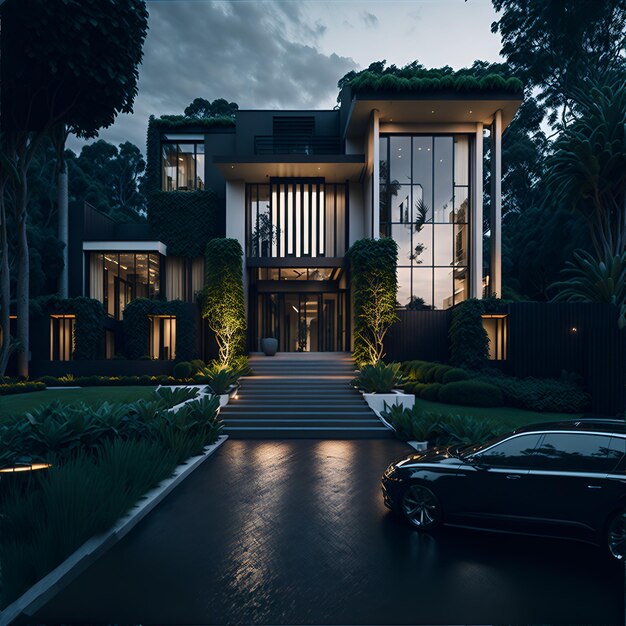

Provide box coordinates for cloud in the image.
[361,11,379,28]
[68,1,355,155]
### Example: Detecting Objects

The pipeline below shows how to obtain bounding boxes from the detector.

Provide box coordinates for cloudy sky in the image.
[67,0,503,155]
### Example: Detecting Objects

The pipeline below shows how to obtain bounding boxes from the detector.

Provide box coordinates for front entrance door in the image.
[254,291,346,352]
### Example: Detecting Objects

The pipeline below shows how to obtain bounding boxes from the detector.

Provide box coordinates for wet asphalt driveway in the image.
[32,439,623,625]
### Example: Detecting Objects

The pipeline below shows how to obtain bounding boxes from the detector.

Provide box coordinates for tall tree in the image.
[0,0,149,376]
[491,0,626,128]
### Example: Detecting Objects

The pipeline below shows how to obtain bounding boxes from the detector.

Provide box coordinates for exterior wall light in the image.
[570,327,578,334]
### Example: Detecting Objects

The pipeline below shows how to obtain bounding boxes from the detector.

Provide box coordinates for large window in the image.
[50,314,75,361]
[89,252,161,320]
[246,180,347,258]
[161,136,205,191]
[149,315,176,360]
[380,135,469,310]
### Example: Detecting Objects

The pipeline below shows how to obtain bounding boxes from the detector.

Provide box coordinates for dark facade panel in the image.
[384,309,452,363]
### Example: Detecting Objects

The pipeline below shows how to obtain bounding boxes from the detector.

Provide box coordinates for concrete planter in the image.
[219,393,230,408]
[260,338,278,356]
[408,440,429,451]
[362,390,415,417]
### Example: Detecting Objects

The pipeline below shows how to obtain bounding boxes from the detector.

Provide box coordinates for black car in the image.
[382,418,626,560]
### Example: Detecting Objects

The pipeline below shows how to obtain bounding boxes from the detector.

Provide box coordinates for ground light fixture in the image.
[0,463,52,473]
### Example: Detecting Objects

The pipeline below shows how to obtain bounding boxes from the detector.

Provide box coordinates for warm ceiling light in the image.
[389,118,393,121]
[469,110,473,114]
[431,110,435,114]
[231,166,234,169]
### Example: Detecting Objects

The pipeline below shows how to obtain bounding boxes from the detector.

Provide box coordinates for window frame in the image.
[161,138,205,191]
[379,133,471,311]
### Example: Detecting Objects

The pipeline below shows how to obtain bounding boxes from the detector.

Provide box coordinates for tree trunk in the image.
[0,184,11,376]
[15,169,29,378]
[57,163,68,297]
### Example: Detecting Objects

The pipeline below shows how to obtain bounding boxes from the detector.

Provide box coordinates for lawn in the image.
[416,398,583,431]
[0,386,158,422]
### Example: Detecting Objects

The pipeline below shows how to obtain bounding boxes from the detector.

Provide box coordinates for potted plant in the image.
[353,362,414,415]
[260,337,278,356]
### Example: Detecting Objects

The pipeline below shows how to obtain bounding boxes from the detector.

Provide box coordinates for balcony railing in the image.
[254,135,341,155]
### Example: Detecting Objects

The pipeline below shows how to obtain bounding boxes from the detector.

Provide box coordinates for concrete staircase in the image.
[221,353,392,439]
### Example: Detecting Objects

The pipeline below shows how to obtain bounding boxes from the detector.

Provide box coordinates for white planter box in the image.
[362,390,415,417]
[408,440,429,451]
[219,393,230,408]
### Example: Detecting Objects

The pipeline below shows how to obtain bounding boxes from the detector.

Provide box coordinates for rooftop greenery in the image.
[338,61,524,98]
[150,114,235,132]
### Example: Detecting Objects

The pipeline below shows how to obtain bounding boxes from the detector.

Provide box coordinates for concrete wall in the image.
[225,181,248,316]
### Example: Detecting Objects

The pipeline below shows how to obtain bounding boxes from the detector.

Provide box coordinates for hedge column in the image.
[204,238,246,365]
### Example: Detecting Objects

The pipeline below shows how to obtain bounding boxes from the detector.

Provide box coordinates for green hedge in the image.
[123,299,197,361]
[203,239,246,365]
[0,382,45,395]
[438,380,504,407]
[347,238,398,365]
[36,374,179,387]
[31,296,105,360]
[477,374,590,413]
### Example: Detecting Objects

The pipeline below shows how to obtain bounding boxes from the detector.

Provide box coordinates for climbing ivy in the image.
[123,298,198,361]
[31,296,105,360]
[347,238,398,365]
[145,115,226,257]
[203,239,246,365]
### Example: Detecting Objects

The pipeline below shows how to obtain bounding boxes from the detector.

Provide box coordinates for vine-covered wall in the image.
[123,298,198,361]
[31,296,106,360]
[145,115,233,257]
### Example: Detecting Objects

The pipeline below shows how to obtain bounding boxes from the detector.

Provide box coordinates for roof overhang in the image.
[344,92,523,138]
[213,154,365,182]
[83,241,167,255]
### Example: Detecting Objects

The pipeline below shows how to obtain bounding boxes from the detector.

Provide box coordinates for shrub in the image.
[0,439,181,608]
[198,361,247,395]
[442,368,470,384]
[449,299,490,370]
[404,381,427,396]
[436,414,506,445]
[381,404,442,442]
[0,382,46,395]
[353,362,404,393]
[189,359,205,373]
[420,383,443,401]
[438,380,504,407]
[173,361,193,380]
[477,374,589,413]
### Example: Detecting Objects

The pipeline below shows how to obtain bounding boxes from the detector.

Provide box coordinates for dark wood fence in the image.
[384,309,451,363]
[384,302,625,416]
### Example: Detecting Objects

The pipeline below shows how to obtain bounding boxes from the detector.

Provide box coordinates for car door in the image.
[447,433,542,529]
[524,432,625,541]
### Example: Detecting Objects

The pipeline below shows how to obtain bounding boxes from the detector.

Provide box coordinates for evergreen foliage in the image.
[449,299,491,370]
[347,238,398,365]
[123,299,198,361]
[31,296,106,360]
[203,239,246,365]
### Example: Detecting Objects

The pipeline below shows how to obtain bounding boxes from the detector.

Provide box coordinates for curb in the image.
[0,435,228,626]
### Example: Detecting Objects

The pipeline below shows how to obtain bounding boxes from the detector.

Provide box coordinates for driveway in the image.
[31,439,623,625]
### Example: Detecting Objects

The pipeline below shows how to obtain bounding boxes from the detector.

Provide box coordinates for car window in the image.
[607,437,626,473]
[533,433,619,473]
[474,434,542,468]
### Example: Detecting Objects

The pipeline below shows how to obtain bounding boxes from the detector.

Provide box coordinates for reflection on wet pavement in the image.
[32,439,623,625]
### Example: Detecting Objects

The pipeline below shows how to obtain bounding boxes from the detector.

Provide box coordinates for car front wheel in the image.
[606,509,626,561]
[401,483,442,531]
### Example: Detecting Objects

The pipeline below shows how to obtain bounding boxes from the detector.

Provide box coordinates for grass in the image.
[0,386,157,422]
[416,398,583,431]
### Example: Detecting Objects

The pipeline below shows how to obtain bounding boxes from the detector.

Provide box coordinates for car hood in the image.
[394,445,464,469]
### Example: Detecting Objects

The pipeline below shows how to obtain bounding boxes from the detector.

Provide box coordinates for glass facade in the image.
[246,180,347,258]
[89,252,161,320]
[49,315,75,361]
[161,138,205,191]
[380,135,470,310]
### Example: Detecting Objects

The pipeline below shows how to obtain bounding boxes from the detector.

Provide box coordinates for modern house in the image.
[58,80,522,359]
